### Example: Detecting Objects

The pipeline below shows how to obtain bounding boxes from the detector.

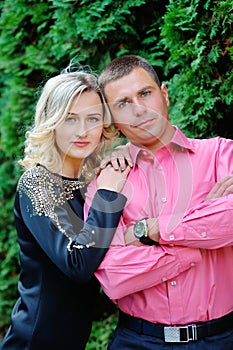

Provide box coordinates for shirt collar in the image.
[129,126,195,163]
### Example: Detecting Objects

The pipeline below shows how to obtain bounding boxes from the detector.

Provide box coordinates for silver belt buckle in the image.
[164,325,197,343]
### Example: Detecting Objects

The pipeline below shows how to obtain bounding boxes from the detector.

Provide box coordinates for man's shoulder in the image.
[190,135,232,146]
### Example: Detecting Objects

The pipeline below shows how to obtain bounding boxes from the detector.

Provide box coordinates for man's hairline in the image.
[100,67,161,103]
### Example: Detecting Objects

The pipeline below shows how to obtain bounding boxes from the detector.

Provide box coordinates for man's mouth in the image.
[130,118,155,128]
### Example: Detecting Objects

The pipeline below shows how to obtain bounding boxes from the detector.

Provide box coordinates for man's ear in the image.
[161,84,170,107]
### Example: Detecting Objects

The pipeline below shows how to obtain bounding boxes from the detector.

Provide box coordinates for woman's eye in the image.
[65,116,75,122]
[88,116,101,123]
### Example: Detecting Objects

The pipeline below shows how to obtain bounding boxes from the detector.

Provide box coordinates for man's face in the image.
[104,67,173,152]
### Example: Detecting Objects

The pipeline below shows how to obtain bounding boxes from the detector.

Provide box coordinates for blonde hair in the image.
[19,69,117,182]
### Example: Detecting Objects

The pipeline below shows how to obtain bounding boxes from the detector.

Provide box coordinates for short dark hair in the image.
[98,55,161,93]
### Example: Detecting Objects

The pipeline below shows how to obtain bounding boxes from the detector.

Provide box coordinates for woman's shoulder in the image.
[17,164,52,191]
[16,164,65,219]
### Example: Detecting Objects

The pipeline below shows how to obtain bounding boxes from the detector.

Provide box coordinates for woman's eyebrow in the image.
[67,112,102,116]
[67,112,78,116]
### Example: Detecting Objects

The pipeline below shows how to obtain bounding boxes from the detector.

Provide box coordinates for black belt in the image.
[118,310,233,343]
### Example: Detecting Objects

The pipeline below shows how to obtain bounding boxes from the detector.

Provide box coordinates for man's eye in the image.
[141,90,150,97]
[119,101,128,109]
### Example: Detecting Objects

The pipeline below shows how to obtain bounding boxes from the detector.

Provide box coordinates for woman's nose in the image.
[74,121,88,138]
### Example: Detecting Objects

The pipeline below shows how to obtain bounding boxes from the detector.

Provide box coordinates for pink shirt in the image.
[84,127,233,325]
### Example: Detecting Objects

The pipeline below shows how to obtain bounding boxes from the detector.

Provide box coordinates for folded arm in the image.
[159,194,233,249]
[95,243,201,300]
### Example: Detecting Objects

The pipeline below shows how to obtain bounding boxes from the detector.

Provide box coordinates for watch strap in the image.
[139,235,156,245]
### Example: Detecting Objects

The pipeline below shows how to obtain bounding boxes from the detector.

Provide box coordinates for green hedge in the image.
[0,0,232,346]
[162,0,233,138]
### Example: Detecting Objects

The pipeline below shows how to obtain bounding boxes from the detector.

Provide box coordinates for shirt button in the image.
[162,277,167,282]
[91,230,95,234]
[201,232,207,237]
[161,197,167,203]
[157,166,163,171]
[169,235,175,241]
[190,262,195,267]
[171,281,176,286]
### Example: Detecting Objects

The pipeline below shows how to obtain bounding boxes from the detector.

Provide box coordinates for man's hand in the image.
[124,218,160,246]
[205,175,233,200]
[146,218,160,243]
[124,225,142,246]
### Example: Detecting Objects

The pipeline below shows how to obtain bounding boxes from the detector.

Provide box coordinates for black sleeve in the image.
[16,189,126,283]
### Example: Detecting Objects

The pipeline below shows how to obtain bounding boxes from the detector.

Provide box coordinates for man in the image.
[85,55,233,349]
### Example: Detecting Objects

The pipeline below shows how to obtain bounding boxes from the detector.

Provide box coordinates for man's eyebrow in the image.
[137,85,154,93]
[112,85,155,107]
[112,96,128,107]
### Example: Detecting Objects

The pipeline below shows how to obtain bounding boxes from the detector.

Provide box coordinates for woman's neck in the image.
[60,158,84,178]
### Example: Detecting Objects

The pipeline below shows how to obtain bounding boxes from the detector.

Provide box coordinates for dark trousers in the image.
[108,325,233,349]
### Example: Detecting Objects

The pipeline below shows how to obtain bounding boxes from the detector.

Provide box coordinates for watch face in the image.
[134,220,146,238]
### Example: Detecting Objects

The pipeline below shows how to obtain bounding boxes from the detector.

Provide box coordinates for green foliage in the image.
[0,0,232,346]
[0,157,20,331]
[162,0,233,137]
[86,313,117,349]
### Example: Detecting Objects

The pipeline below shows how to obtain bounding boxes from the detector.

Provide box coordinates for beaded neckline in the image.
[17,164,91,252]
[38,164,86,200]
[17,164,86,217]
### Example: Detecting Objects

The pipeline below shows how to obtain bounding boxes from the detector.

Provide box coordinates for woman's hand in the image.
[97,164,131,193]
[100,144,133,171]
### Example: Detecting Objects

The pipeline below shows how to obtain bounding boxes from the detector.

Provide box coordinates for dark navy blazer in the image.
[0,165,126,350]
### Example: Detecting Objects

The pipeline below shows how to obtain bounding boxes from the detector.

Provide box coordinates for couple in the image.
[1,55,233,350]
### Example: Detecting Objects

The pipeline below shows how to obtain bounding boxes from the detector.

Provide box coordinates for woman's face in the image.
[55,90,103,171]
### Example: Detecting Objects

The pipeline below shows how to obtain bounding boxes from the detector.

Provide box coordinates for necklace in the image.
[17,164,90,252]
[62,179,86,200]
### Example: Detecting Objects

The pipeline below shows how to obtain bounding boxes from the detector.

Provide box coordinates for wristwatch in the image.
[133,219,155,245]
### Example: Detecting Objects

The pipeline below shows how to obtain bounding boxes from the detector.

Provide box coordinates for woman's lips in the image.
[73,142,90,148]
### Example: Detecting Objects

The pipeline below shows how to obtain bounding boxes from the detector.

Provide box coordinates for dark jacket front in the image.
[0,165,126,350]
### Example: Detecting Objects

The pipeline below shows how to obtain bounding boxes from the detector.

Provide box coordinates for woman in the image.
[0,68,130,350]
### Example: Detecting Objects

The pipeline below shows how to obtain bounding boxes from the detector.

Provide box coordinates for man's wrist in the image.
[134,218,157,245]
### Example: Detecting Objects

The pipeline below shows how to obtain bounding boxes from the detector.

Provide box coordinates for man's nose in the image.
[131,98,146,117]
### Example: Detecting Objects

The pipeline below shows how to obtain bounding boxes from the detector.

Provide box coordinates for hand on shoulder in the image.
[97,164,131,193]
[99,144,133,171]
